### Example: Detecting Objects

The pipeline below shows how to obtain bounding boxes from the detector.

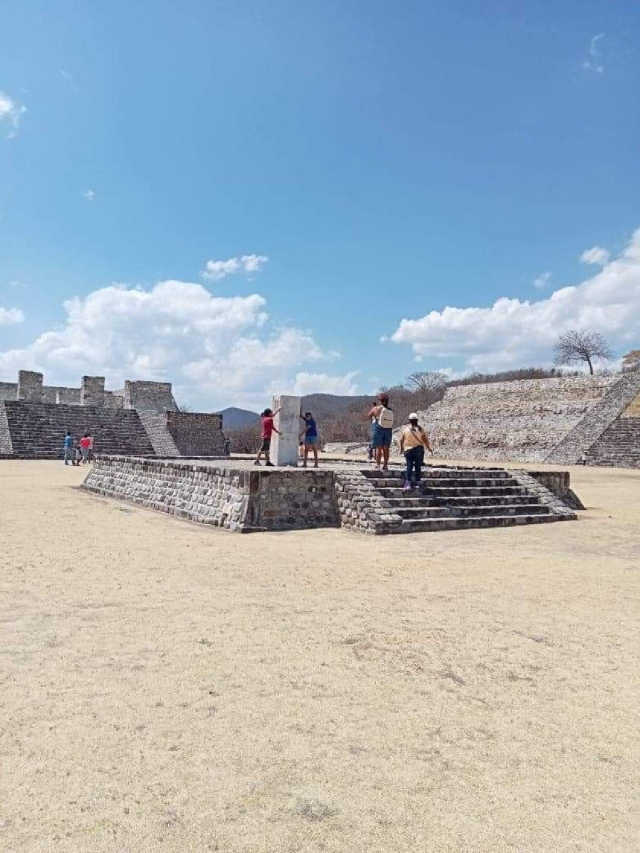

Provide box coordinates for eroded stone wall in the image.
[82,458,338,531]
[165,411,226,456]
[0,382,17,401]
[124,380,177,412]
[418,376,618,463]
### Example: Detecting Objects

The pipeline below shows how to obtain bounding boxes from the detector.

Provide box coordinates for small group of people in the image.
[254,408,320,467]
[63,431,94,466]
[367,394,434,489]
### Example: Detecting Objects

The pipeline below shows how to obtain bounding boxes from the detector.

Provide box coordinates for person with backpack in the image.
[367,393,394,471]
[398,412,434,490]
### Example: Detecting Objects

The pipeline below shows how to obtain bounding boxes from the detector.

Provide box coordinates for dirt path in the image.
[1,461,638,852]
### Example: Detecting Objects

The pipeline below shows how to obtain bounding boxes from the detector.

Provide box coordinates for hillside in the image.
[300,393,372,420]
[217,407,260,429]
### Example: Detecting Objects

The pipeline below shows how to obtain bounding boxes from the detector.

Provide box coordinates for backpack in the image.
[377,406,394,429]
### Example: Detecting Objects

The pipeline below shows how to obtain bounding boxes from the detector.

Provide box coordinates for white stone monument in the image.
[271,394,301,467]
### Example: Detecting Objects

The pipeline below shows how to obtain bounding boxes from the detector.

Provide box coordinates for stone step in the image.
[377,485,529,499]
[382,493,539,508]
[366,476,516,489]
[397,513,561,534]
[362,468,512,481]
[394,503,550,520]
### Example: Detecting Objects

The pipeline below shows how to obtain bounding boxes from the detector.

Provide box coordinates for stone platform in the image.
[81,456,579,534]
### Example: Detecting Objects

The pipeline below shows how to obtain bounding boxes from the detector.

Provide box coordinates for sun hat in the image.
[408,412,419,420]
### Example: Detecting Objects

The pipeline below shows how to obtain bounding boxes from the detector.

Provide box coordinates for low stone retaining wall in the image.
[82,456,338,532]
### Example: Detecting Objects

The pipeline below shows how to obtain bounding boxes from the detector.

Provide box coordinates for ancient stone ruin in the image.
[415,372,640,468]
[82,458,578,534]
[0,370,227,459]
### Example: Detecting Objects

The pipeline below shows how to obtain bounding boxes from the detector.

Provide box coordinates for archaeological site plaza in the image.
[2,368,639,534]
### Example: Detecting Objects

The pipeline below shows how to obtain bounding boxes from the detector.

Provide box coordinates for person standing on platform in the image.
[299,411,320,468]
[254,407,281,467]
[398,412,433,490]
[367,393,394,471]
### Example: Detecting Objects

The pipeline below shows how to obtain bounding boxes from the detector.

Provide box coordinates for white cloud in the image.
[533,271,552,289]
[0,280,345,410]
[0,306,24,325]
[203,254,268,282]
[580,245,610,265]
[0,92,27,137]
[82,189,96,201]
[389,228,640,373]
[291,371,361,397]
[581,33,605,73]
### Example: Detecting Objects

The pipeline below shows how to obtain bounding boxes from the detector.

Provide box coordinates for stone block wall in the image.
[17,371,44,402]
[81,375,105,406]
[0,382,18,401]
[124,380,177,412]
[546,370,640,464]
[247,469,338,530]
[0,403,13,454]
[165,411,227,456]
[418,376,617,462]
[42,386,81,405]
[82,457,339,531]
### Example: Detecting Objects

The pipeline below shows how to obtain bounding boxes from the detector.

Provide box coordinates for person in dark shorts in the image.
[299,411,320,468]
[255,407,281,466]
[367,393,394,471]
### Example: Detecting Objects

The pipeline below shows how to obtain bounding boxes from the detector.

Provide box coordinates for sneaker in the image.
[265,461,275,467]
[254,460,261,466]
[403,482,412,491]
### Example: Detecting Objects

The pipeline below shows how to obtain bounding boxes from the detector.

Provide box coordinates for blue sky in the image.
[1,1,639,409]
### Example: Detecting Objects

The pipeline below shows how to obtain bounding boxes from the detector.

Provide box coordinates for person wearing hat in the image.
[398,413,434,491]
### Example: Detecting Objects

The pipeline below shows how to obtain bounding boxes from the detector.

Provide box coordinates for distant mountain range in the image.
[218,394,374,431]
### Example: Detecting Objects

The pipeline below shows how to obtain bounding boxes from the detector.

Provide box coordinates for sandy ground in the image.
[0,461,638,853]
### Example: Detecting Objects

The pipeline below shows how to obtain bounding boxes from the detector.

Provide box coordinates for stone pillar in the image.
[17,370,43,402]
[81,375,105,406]
[271,395,301,467]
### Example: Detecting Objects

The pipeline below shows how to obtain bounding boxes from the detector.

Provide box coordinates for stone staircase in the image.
[3,401,155,459]
[136,410,180,457]
[360,467,568,532]
[584,417,640,468]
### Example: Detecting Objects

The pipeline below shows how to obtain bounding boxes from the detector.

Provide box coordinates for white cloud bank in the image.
[203,254,268,282]
[390,229,640,372]
[0,306,24,325]
[0,281,358,410]
[0,92,27,137]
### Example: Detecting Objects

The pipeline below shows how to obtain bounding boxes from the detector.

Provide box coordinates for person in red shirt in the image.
[255,407,281,467]
[79,433,91,464]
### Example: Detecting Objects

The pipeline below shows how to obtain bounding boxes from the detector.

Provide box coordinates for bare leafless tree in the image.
[553,329,613,375]
[405,370,449,393]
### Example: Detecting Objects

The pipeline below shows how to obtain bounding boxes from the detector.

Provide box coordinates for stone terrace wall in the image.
[165,411,227,457]
[82,457,338,531]
[546,370,640,464]
[419,376,617,463]
[0,382,17,401]
[0,403,13,454]
[42,386,81,405]
[124,380,177,412]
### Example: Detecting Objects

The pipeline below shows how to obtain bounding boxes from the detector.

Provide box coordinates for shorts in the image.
[305,436,319,445]
[260,438,271,452]
[371,423,393,448]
